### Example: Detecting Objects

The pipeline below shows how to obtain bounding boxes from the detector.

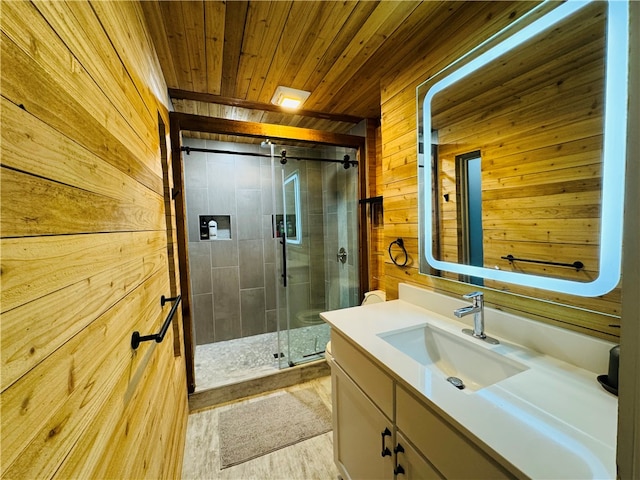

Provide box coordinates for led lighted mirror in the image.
[283,172,301,244]
[419,0,629,297]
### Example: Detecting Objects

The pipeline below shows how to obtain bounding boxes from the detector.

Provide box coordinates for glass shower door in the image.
[275,146,360,367]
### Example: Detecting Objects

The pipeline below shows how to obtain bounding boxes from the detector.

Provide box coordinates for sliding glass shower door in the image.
[184,136,361,391]
[274,145,360,367]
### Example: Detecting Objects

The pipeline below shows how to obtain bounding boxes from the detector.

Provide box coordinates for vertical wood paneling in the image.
[234,1,287,100]
[181,1,208,94]
[378,2,621,339]
[204,1,226,95]
[255,1,322,102]
[139,1,179,88]
[220,0,249,98]
[0,1,188,478]
[305,1,417,112]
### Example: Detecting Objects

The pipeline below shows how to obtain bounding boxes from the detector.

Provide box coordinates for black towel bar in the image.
[131,295,182,350]
[501,255,584,271]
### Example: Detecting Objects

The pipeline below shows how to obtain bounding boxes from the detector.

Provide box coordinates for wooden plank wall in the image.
[1,1,188,478]
[378,1,621,340]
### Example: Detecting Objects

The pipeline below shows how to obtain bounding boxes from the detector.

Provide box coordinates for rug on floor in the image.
[218,388,332,469]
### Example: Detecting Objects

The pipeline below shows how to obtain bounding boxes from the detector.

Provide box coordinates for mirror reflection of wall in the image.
[432,1,605,285]
[417,1,628,319]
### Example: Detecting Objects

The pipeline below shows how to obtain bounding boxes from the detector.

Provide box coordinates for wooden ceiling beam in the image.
[170,111,365,148]
[169,88,363,124]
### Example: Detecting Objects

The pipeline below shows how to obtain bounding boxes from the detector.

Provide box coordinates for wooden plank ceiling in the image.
[141,1,499,136]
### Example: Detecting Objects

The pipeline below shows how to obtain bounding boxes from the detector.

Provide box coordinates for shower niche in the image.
[199,215,231,240]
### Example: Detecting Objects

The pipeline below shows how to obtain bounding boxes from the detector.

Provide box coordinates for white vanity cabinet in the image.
[331,332,395,479]
[332,363,394,479]
[330,331,515,480]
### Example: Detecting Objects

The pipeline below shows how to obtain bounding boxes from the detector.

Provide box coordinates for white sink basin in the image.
[378,324,528,391]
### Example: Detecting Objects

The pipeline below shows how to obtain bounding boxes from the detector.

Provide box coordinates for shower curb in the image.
[188,359,330,413]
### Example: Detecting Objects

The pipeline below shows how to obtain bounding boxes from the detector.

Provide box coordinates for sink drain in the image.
[447,376,465,390]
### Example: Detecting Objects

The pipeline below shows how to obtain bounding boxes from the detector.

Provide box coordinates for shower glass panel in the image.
[182,137,360,391]
[275,145,360,367]
[183,137,282,392]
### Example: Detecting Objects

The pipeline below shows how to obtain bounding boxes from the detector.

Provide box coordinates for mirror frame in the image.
[283,171,302,245]
[419,0,629,297]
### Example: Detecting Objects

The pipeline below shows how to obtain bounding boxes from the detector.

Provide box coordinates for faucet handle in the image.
[462,291,484,300]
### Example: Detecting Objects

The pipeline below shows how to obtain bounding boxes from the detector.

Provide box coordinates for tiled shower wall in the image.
[184,138,276,344]
[281,160,326,325]
[183,138,331,345]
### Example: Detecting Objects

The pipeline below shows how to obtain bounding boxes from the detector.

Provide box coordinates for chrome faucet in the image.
[454,292,499,345]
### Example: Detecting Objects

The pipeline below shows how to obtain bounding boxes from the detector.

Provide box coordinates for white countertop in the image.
[321,285,618,479]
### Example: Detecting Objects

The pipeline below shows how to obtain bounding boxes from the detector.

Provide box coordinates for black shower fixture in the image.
[280,149,287,165]
[343,155,351,169]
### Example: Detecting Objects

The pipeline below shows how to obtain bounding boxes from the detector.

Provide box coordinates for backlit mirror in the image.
[284,172,301,244]
[418,0,629,298]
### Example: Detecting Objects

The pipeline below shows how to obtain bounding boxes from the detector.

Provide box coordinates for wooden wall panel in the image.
[379,2,621,339]
[1,1,188,479]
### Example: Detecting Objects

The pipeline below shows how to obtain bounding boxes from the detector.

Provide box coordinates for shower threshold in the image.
[193,326,329,393]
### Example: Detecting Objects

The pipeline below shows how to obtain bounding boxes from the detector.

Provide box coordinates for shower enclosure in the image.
[182,137,360,391]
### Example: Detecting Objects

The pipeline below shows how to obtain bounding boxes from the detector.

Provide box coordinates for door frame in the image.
[168,112,368,393]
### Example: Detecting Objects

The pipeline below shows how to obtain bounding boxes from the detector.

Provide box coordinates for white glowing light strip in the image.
[421,0,629,297]
[284,172,302,245]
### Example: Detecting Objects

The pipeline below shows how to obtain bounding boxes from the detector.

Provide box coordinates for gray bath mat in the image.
[218,388,332,469]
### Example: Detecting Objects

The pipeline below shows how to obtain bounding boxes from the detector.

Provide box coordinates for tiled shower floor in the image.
[194,325,330,392]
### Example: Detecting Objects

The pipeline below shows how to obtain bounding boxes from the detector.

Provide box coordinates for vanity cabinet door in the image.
[331,331,394,418]
[394,431,443,479]
[396,385,515,479]
[332,362,394,480]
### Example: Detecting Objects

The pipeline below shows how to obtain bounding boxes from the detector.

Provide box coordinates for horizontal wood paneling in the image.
[1,269,169,478]
[1,168,165,237]
[1,1,187,479]
[1,240,167,392]
[433,2,606,286]
[0,32,163,195]
[1,231,165,313]
[378,2,620,338]
[1,1,160,180]
[0,98,162,206]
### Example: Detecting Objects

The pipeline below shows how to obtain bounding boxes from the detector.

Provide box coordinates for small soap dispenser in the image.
[598,344,619,396]
[208,219,218,239]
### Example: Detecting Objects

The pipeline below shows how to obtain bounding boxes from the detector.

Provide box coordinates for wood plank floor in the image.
[181,376,339,479]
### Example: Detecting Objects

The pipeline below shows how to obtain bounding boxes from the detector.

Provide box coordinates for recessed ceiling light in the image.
[271,86,310,110]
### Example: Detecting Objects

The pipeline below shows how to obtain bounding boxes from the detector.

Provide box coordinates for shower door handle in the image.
[281,235,287,287]
[337,247,347,264]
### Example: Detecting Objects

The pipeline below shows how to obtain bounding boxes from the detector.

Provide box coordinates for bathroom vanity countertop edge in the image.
[321,299,617,480]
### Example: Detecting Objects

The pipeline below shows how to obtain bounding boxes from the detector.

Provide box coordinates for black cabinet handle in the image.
[394,443,406,475]
[380,427,392,457]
